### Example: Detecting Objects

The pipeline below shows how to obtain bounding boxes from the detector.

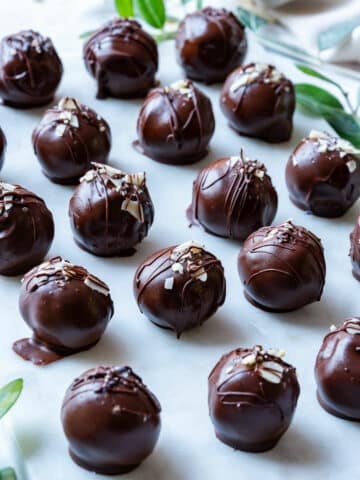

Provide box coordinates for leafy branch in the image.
[295,64,360,148]
[0,379,23,480]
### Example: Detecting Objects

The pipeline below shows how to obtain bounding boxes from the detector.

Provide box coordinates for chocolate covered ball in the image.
[0,30,63,108]
[134,241,226,336]
[220,63,295,143]
[350,213,360,280]
[315,318,360,420]
[32,97,111,185]
[0,182,54,276]
[61,366,161,474]
[13,257,113,366]
[188,150,278,241]
[135,80,215,165]
[0,127,6,170]
[286,130,360,217]
[238,220,326,312]
[69,163,154,257]
[175,7,247,84]
[208,345,300,452]
[83,18,158,99]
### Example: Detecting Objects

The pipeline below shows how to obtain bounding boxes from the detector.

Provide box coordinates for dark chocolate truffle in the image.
[61,365,161,474]
[188,150,278,241]
[135,80,215,165]
[175,7,247,84]
[208,345,300,452]
[315,318,360,420]
[0,127,6,170]
[350,213,360,280]
[134,241,226,336]
[286,130,360,217]
[69,163,154,257]
[220,63,295,143]
[238,220,326,312]
[0,182,54,276]
[13,257,113,366]
[32,97,111,185]
[83,18,158,99]
[0,30,63,108]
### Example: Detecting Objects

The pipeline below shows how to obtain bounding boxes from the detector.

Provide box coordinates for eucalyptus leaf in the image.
[295,83,344,111]
[135,0,166,29]
[114,0,133,17]
[318,18,360,51]
[237,7,268,31]
[0,379,23,420]
[0,468,17,480]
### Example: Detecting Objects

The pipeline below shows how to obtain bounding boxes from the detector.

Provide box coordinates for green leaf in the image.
[326,111,360,148]
[114,0,134,17]
[79,30,95,40]
[296,64,342,89]
[295,83,344,112]
[135,0,166,29]
[196,0,203,9]
[0,379,23,420]
[153,31,176,43]
[237,7,268,31]
[0,468,17,480]
[318,18,360,51]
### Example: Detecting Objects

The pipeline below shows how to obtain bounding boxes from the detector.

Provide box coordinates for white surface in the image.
[0,2,360,480]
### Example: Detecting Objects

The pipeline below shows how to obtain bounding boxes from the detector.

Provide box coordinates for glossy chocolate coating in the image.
[32,97,111,185]
[62,365,161,474]
[188,151,278,241]
[134,241,226,336]
[135,80,215,165]
[83,18,158,99]
[350,213,360,280]
[286,130,360,217]
[69,163,154,257]
[238,220,326,312]
[220,63,295,143]
[315,318,360,420]
[175,7,247,84]
[0,127,6,170]
[0,30,63,108]
[208,346,300,452]
[0,182,54,276]
[13,257,113,366]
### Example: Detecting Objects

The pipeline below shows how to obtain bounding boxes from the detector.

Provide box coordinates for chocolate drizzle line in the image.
[246,221,325,290]
[66,366,161,415]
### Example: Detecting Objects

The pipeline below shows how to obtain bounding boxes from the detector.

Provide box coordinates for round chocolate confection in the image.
[208,345,300,452]
[350,213,360,281]
[13,257,113,366]
[286,130,360,218]
[238,220,326,312]
[135,79,215,165]
[83,18,158,99]
[61,365,161,474]
[175,7,247,84]
[0,127,6,170]
[188,150,278,241]
[32,97,111,185]
[0,182,54,276]
[134,241,226,336]
[69,163,154,257]
[220,63,295,143]
[315,318,360,420]
[0,30,63,108]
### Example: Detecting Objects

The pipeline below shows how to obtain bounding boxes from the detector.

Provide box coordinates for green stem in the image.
[0,468,17,480]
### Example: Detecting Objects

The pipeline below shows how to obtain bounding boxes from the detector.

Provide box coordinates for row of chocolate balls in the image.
[0,8,248,107]
[60,314,360,475]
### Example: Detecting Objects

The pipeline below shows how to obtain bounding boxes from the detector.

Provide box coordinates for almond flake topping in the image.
[240,346,287,384]
[308,130,360,162]
[345,319,360,335]
[230,64,283,93]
